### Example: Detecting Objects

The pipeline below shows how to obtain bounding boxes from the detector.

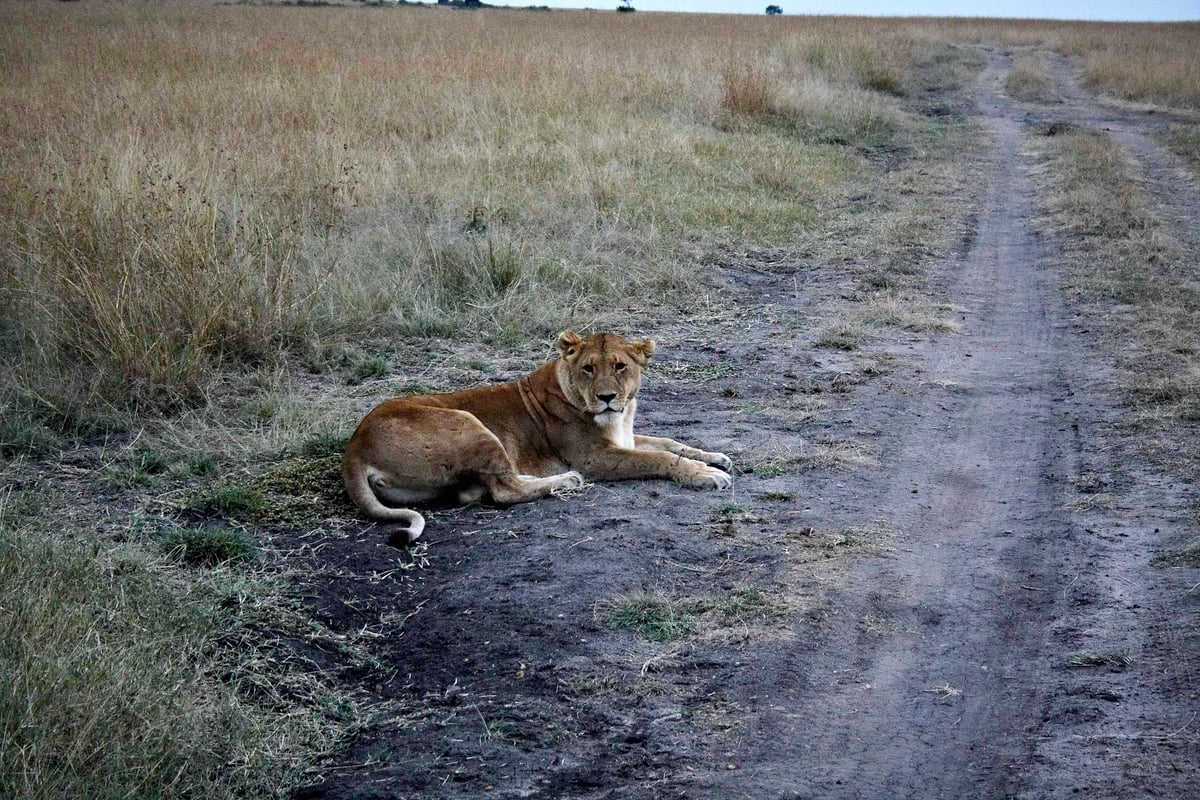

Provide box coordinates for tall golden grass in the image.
[1063,24,1200,108]
[0,3,1195,431]
[0,3,932,427]
[913,18,1200,107]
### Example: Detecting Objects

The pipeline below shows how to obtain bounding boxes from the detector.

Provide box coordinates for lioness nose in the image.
[596,392,617,403]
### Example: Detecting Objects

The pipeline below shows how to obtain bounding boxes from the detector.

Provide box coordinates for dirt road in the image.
[694,50,1198,799]
[293,49,1198,799]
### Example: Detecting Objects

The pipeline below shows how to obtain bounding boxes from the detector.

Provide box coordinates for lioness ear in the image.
[631,339,655,365]
[557,330,583,360]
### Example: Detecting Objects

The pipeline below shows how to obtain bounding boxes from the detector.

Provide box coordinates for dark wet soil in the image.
[287,49,1199,800]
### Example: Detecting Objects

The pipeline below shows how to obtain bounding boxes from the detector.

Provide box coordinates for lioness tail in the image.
[342,458,426,542]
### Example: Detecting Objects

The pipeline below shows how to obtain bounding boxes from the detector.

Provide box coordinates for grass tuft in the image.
[815,321,865,351]
[599,585,785,642]
[601,592,700,642]
[343,354,390,386]
[1005,51,1057,101]
[0,420,62,461]
[190,484,268,519]
[159,525,256,567]
[721,63,782,117]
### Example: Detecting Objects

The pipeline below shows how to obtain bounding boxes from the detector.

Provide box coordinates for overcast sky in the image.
[492,0,1199,21]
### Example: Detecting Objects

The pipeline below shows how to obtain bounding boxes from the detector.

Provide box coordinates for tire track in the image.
[698,49,1197,800]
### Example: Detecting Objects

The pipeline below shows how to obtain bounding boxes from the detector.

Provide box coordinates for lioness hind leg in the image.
[456,484,488,505]
[484,470,584,505]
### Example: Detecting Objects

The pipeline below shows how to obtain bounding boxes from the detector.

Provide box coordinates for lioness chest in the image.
[592,402,636,450]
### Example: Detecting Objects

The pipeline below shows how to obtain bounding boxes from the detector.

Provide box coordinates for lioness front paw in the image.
[706,451,733,472]
[705,466,733,490]
[681,464,732,490]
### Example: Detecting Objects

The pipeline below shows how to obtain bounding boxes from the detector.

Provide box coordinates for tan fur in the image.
[342,330,733,542]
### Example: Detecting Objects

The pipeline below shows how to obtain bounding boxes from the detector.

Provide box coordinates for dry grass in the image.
[858,292,962,333]
[721,62,782,117]
[907,19,1200,109]
[4,7,1189,434]
[814,292,959,353]
[597,585,786,643]
[0,498,379,800]
[743,438,878,475]
[1063,25,1200,109]
[815,320,867,351]
[1037,128,1198,422]
[1036,127,1200,577]
[776,519,898,566]
[0,3,945,431]
[0,8,968,794]
[1005,51,1057,102]
[1160,126,1200,175]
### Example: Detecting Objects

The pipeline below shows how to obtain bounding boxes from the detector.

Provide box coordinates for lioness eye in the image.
[582,364,595,374]
[614,362,626,372]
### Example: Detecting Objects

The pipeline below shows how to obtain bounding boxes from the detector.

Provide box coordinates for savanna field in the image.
[2,2,1199,797]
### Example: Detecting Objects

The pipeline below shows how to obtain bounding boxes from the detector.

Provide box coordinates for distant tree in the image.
[766,4,783,14]
[617,0,636,11]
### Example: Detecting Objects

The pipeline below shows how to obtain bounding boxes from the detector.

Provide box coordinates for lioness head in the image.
[556,330,655,419]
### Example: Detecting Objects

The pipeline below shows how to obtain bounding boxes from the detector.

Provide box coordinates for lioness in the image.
[342,330,733,543]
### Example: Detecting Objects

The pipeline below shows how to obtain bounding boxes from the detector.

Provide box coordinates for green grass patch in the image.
[181,453,348,530]
[343,354,390,386]
[0,419,63,461]
[159,525,255,567]
[0,488,52,527]
[186,454,218,476]
[600,586,786,643]
[105,446,177,488]
[250,455,347,527]
[297,431,350,459]
[712,586,777,625]
[602,593,700,643]
[189,484,267,519]
[815,321,865,351]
